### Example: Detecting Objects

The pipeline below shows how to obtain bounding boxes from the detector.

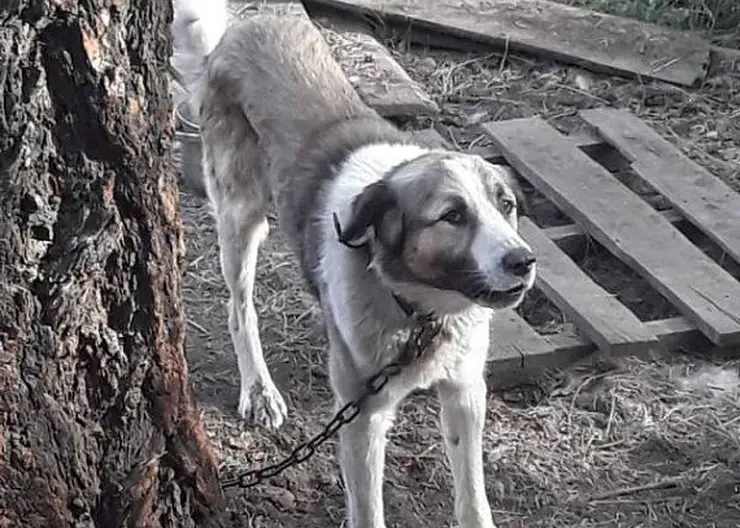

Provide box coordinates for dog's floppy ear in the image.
[335,180,399,247]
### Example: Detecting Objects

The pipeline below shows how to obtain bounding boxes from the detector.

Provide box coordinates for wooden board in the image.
[489,310,562,368]
[519,217,657,355]
[306,0,711,86]
[580,108,740,264]
[543,208,683,244]
[481,117,740,346]
[315,16,439,117]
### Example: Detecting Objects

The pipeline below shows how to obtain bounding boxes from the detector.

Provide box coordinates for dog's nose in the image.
[502,247,536,277]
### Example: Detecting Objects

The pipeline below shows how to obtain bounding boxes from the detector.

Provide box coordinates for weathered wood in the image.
[482,117,740,346]
[306,0,711,86]
[0,1,221,526]
[648,316,707,350]
[519,217,658,355]
[544,208,684,244]
[491,315,707,386]
[580,108,740,264]
[489,311,561,368]
[431,127,630,171]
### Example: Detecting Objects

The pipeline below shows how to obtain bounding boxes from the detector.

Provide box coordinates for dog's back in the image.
[176,6,405,288]
[199,15,382,236]
[181,11,377,182]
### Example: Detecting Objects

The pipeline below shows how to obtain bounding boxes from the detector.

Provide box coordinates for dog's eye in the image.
[439,209,466,226]
[501,198,516,215]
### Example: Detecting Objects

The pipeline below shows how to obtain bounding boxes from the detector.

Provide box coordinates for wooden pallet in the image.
[411,109,740,373]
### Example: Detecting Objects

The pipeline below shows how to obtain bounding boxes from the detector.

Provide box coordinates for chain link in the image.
[221,313,442,489]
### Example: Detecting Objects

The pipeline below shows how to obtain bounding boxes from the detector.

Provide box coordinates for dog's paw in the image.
[238,378,288,429]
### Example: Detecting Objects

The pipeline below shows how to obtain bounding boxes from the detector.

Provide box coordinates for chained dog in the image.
[172,2,536,526]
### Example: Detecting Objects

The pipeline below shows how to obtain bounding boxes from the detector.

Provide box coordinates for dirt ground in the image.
[177,17,740,528]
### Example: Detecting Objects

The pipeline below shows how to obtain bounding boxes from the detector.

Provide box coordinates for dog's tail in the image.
[170,0,228,196]
[171,0,228,119]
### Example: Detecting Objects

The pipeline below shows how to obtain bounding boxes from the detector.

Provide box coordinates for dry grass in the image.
[176,3,740,527]
[480,358,740,526]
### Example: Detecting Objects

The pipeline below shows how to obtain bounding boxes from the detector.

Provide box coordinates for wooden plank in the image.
[481,117,740,346]
[647,316,706,350]
[314,16,439,117]
[491,315,707,387]
[519,217,657,355]
[544,208,683,244]
[580,108,740,264]
[306,0,711,86]
[468,128,629,172]
[489,310,560,368]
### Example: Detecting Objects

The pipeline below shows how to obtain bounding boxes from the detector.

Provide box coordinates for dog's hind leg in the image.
[200,101,288,429]
[216,205,288,429]
[437,378,496,528]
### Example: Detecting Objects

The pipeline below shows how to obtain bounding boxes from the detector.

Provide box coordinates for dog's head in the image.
[337,151,536,315]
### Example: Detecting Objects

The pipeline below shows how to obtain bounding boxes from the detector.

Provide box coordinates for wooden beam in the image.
[489,310,562,369]
[490,315,705,377]
[481,117,740,346]
[580,108,740,265]
[543,208,684,244]
[305,0,711,86]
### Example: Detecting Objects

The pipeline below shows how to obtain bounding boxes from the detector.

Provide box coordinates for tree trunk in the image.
[0,1,222,526]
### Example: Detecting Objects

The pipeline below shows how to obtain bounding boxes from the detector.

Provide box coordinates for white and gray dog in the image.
[172,1,536,526]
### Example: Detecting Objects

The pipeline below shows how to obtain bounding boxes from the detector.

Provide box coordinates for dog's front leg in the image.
[338,408,393,528]
[437,379,496,528]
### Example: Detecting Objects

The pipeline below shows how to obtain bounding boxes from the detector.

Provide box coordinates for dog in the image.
[172,2,536,527]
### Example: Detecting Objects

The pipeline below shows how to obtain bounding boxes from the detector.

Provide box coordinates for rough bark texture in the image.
[0,1,222,526]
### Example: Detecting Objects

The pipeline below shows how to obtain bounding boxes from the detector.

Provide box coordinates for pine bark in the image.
[0,1,221,526]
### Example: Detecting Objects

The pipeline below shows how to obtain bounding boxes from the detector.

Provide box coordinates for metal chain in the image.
[221,313,443,489]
